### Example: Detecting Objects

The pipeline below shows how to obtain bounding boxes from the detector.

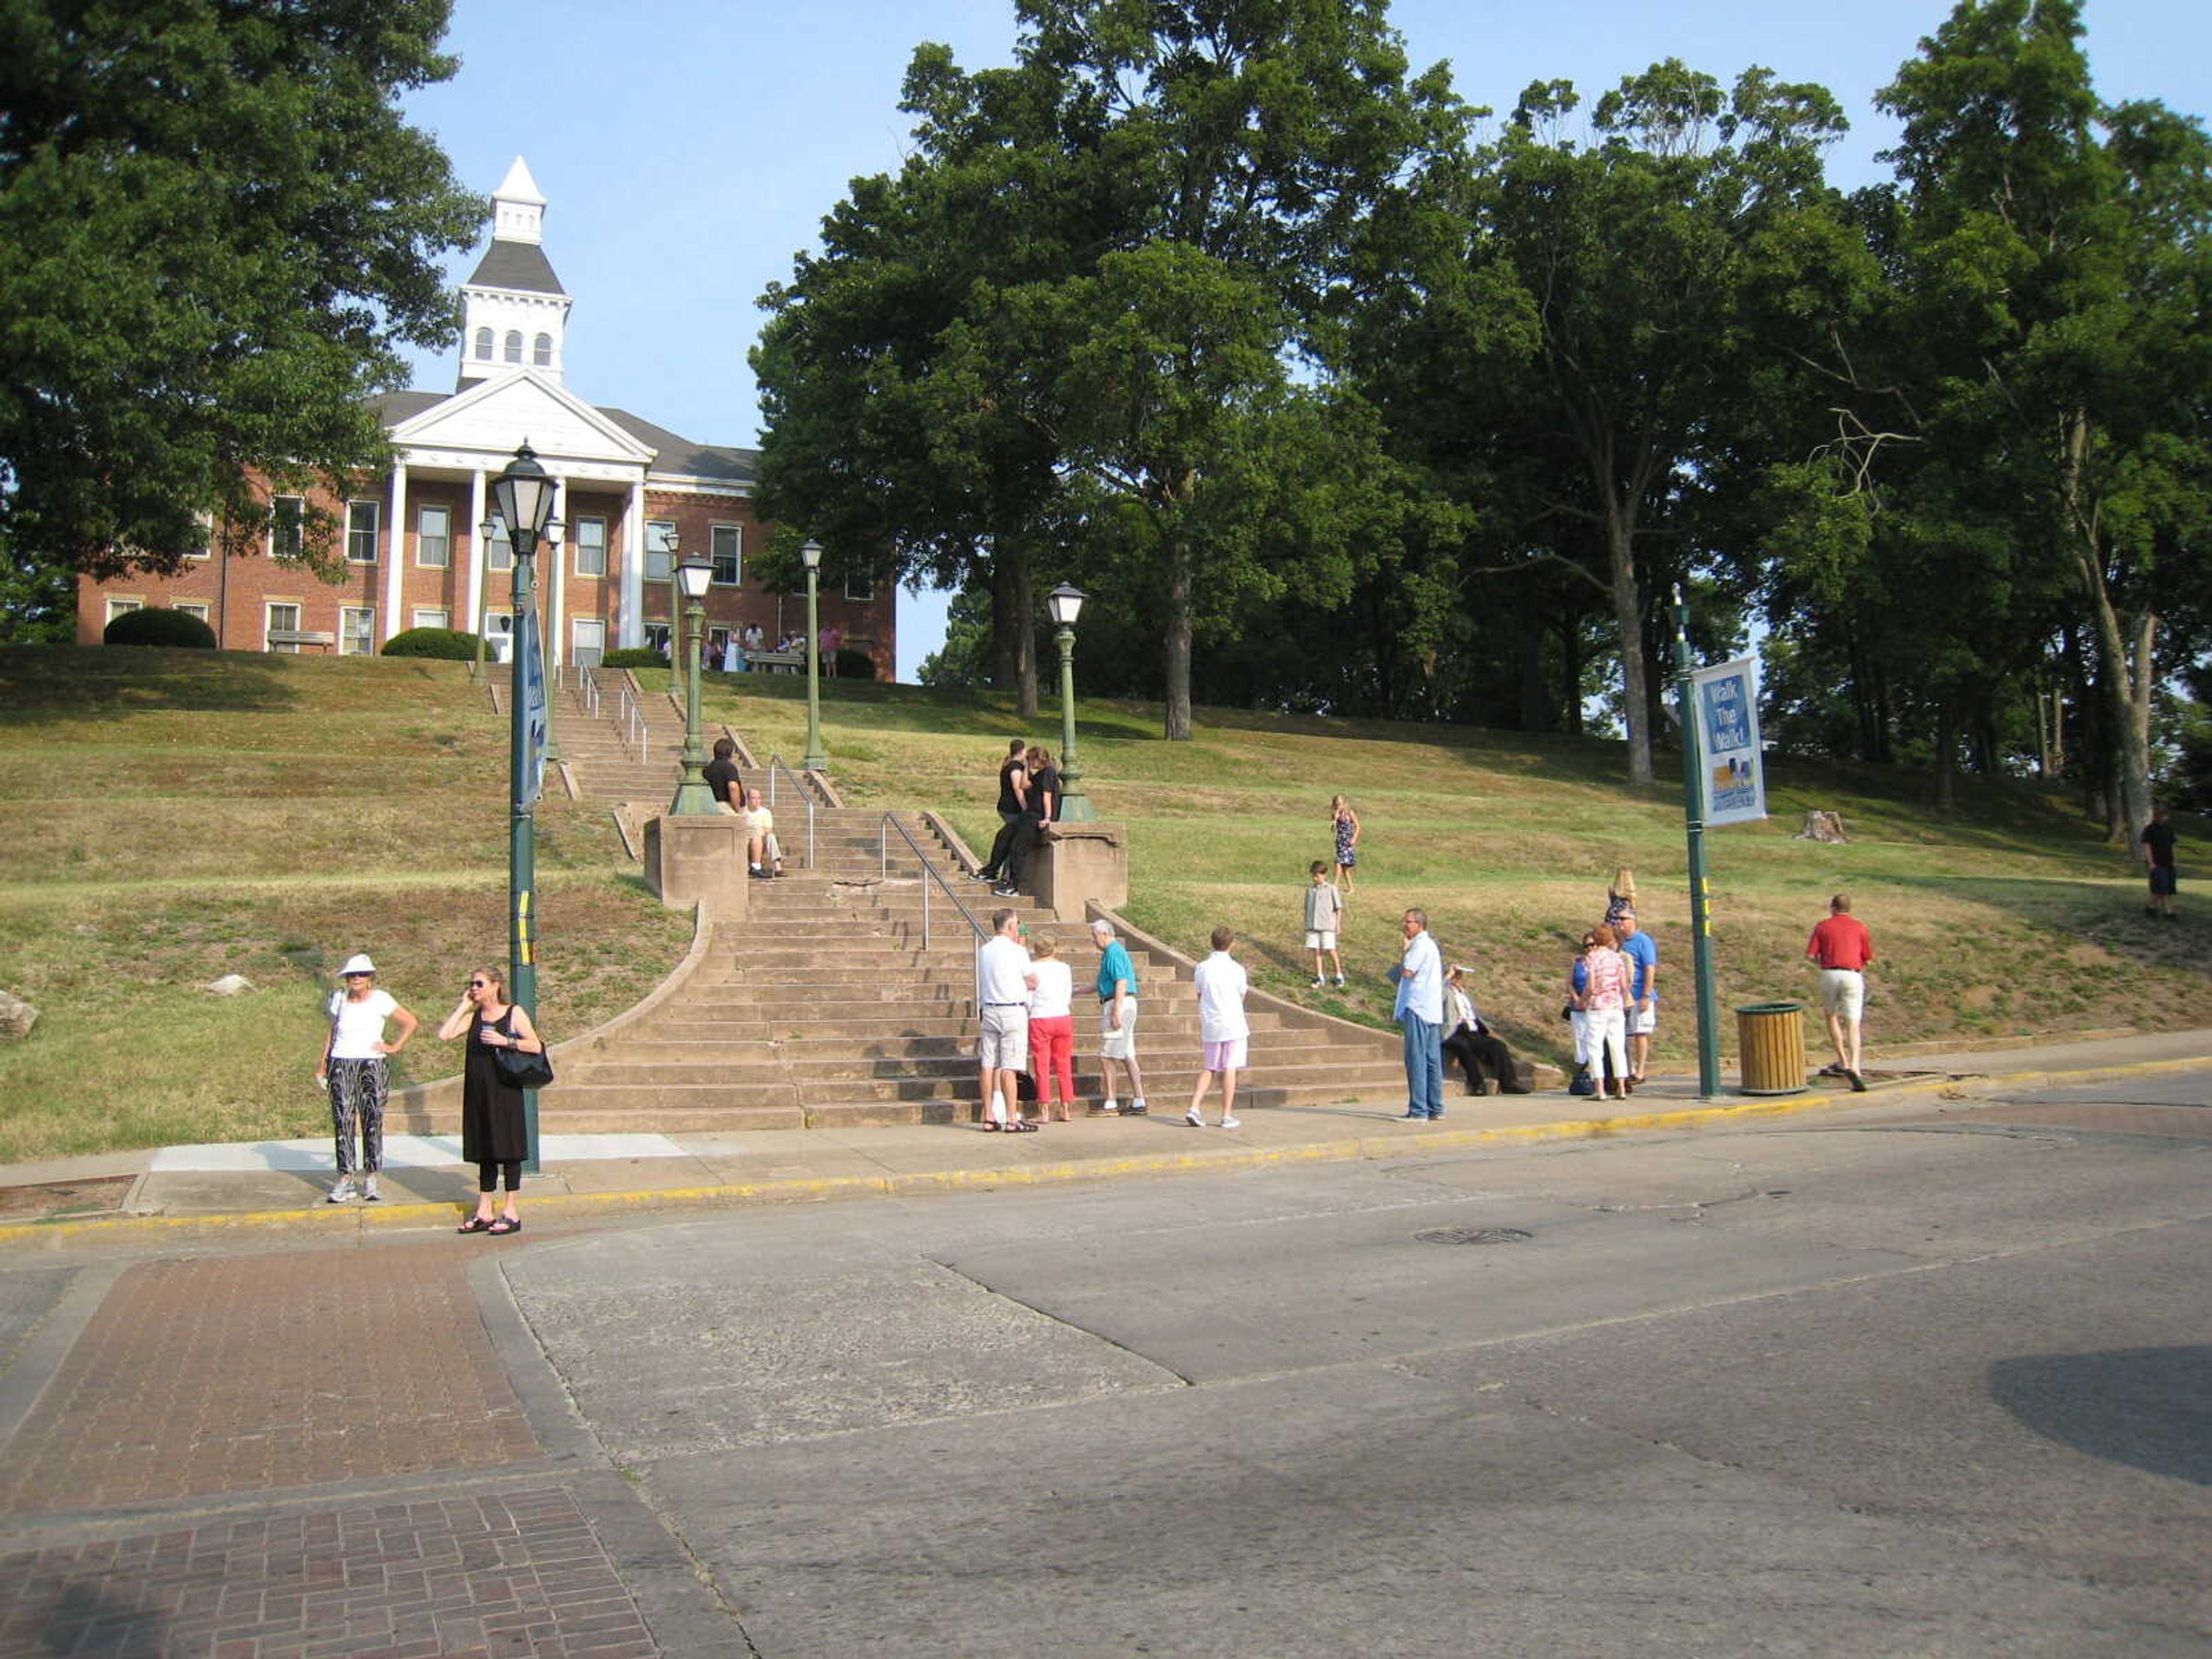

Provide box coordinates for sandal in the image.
[488,1217,521,1236]
[982,1120,1003,1131]
[457,1215,494,1234]
[1008,1119,1040,1132]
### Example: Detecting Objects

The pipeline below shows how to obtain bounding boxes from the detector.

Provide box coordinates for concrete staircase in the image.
[534,806,1409,1132]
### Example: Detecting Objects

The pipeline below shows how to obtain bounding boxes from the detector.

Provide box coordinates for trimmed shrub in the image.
[381,627,480,660]
[835,646,877,681]
[104,608,217,649]
[601,646,667,669]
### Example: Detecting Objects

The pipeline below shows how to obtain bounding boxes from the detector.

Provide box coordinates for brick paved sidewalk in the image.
[0,1487,657,1658]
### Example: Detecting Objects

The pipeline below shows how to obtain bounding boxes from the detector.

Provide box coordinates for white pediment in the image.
[391,372,653,468]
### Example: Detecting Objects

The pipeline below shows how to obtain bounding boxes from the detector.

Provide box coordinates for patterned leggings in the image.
[326,1057,387,1176]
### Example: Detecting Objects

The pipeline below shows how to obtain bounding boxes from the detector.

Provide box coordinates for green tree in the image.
[0,0,481,580]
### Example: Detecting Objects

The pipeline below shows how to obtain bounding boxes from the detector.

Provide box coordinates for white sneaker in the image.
[1334,976,1346,988]
[1311,976,1325,988]
[1184,1107,1205,1127]
[325,1177,357,1204]
[362,1175,380,1202]
[1097,1099,1120,1115]
[1219,1115,1240,1130]
[1129,1098,1148,1115]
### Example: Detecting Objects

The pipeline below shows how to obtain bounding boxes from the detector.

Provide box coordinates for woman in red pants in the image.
[1027,933,1076,1123]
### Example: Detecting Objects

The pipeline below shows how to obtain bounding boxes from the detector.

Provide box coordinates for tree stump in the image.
[1793,810,1849,844]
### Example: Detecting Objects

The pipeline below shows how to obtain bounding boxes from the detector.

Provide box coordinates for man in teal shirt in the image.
[1089,917,1148,1115]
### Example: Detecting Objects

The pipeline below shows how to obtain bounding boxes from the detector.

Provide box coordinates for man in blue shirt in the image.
[1088,917,1148,1116]
[1388,908,1445,1119]
[1617,908,1658,1085]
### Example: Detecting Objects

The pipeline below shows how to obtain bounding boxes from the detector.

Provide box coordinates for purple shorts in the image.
[1202,1038,1247,1072]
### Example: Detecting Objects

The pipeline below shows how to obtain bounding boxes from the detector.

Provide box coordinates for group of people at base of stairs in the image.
[976,912,1163,1131]
[975,738,1062,899]
[703,736,784,878]
[308,954,544,1234]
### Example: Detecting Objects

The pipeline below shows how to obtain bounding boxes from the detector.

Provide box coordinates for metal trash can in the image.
[1736,1002,1808,1096]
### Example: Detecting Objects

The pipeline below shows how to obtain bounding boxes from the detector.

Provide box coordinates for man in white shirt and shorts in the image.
[1186,926,1250,1130]
[976,908,1037,1130]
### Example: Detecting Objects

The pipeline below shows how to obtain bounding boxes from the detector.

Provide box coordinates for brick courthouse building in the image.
[77,158,893,676]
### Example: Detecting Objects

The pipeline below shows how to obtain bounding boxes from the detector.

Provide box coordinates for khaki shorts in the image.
[1098,998,1139,1060]
[1305,930,1337,951]
[1819,969,1865,1022]
[978,1005,1029,1071]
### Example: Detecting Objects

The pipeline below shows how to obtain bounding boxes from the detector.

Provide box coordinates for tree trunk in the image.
[1604,509,1653,784]
[1012,556,1039,718]
[990,552,1018,696]
[2061,411,2151,842]
[1163,540,1194,741]
[1561,607,1584,737]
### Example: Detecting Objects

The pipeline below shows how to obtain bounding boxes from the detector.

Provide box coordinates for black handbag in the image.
[492,1042,555,1089]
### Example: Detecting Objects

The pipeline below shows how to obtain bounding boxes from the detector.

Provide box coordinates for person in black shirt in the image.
[998,745,1059,896]
[703,736,745,812]
[2142,804,2180,920]
[977,738,1029,883]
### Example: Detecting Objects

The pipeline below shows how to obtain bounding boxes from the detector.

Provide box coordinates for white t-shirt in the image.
[977,934,1033,1007]
[326,988,398,1060]
[1193,951,1250,1043]
[1028,959,1073,1020]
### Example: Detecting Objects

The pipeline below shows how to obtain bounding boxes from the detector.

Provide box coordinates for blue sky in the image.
[395,0,2211,680]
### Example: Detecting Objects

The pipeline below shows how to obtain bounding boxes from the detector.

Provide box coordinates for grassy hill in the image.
[1,646,2199,1162]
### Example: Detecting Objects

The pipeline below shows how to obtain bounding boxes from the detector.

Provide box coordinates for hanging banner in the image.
[1693,656,1766,827]
[518,603,548,807]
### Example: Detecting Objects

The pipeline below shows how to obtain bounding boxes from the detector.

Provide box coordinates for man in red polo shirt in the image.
[1806,893,1875,1092]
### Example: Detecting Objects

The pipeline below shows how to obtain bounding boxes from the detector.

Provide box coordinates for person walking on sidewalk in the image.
[1303,861,1346,988]
[1806,894,1876,1091]
[316,953,417,1204]
[1389,908,1445,1119]
[438,965,543,1234]
[1186,927,1250,1130]
[976,908,1038,1131]
[1028,933,1076,1123]
[2141,804,2180,921]
[1576,925,1635,1101]
[1089,917,1148,1116]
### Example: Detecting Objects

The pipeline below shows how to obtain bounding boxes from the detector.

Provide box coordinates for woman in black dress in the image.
[437,964,543,1235]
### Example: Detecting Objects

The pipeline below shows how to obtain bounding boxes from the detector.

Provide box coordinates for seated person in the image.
[741,787,783,878]
[1443,964,1528,1094]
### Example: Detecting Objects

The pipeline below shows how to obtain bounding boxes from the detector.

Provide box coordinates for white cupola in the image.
[456,157,573,391]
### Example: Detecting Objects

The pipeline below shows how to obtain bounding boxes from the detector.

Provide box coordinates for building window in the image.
[416,505,450,568]
[572,618,605,666]
[503,330,522,363]
[412,608,450,630]
[270,495,304,560]
[339,606,376,656]
[644,520,676,582]
[574,516,607,578]
[475,327,493,359]
[843,570,875,603]
[105,598,143,625]
[185,510,213,559]
[346,499,380,564]
[710,524,741,586]
[173,602,209,623]
[484,517,513,574]
[532,332,553,367]
[266,602,302,654]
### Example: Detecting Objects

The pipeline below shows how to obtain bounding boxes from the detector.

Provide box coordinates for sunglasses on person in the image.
[468,979,490,989]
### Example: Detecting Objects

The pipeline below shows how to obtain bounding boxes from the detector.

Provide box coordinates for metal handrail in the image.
[879,812,989,1012]
[614,680,647,765]
[574,665,603,723]
[762,754,817,869]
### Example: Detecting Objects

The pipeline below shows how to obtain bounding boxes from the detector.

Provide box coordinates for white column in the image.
[465,467,488,633]
[546,475,566,669]
[619,478,645,648]
[383,464,409,645]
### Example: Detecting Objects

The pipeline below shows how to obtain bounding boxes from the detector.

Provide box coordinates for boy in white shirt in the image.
[1303,860,1346,987]
[1187,926,1250,1130]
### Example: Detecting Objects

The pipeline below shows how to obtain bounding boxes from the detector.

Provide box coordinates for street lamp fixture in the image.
[659,528,683,666]
[799,538,828,774]
[493,440,557,1172]
[669,550,719,816]
[471,514,502,679]
[1047,582,1095,822]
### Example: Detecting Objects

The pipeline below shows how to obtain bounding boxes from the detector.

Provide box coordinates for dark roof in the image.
[599,408,759,484]
[465,239,567,296]
[373,389,451,425]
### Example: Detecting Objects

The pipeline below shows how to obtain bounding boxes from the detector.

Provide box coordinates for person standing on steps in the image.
[1389,908,1445,1120]
[997,744,1058,898]
[1304,861,1346,988]
[1089,917,1148,1116]
[1615,908,1657,1085]
[1185,927,1249,1130]
[976,908,1038,1131]
[2141,804,2180,921]
[703,736,744,812]
[316,953,417,1204]
[438,964,543,1235]
[976,739,1029,885]
[1806,893,1876,1092]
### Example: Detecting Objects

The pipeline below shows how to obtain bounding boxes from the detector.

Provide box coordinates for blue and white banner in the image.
[518,604,548,806]
[1693,656,1766,827]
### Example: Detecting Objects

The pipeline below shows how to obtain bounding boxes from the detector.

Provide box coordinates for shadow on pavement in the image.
[1988,1345,2212,1486]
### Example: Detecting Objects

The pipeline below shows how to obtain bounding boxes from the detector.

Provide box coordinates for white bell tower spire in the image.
[457,157,572,391]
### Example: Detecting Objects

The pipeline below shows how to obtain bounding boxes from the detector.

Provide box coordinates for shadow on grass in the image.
[0,645,301,724]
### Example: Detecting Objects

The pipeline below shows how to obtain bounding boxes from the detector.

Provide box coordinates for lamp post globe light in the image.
[1047,582,1095,823]
[800,538,828,775]
[669,547,720,816]
[489,440,557,1172]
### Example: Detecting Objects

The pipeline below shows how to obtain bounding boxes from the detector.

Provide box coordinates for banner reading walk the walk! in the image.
[1692,657,1766,827]
[518,605,548,807]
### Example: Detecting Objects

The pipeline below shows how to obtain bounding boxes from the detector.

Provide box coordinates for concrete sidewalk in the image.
[3,1029,2207,1243]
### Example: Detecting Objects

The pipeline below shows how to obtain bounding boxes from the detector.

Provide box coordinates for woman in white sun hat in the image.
[316,953,418,1204]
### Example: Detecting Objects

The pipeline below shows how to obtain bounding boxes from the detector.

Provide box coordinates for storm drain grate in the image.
[1415,1226,1533,1245]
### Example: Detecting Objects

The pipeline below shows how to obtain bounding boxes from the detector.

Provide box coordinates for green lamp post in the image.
[1047,582,1095,822]
[668,547,719,816]
[489,441,557,1172]
[537,515,563,764]
[800,538,828,774]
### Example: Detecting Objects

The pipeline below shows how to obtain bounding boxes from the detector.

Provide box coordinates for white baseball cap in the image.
[338,953,376,976]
